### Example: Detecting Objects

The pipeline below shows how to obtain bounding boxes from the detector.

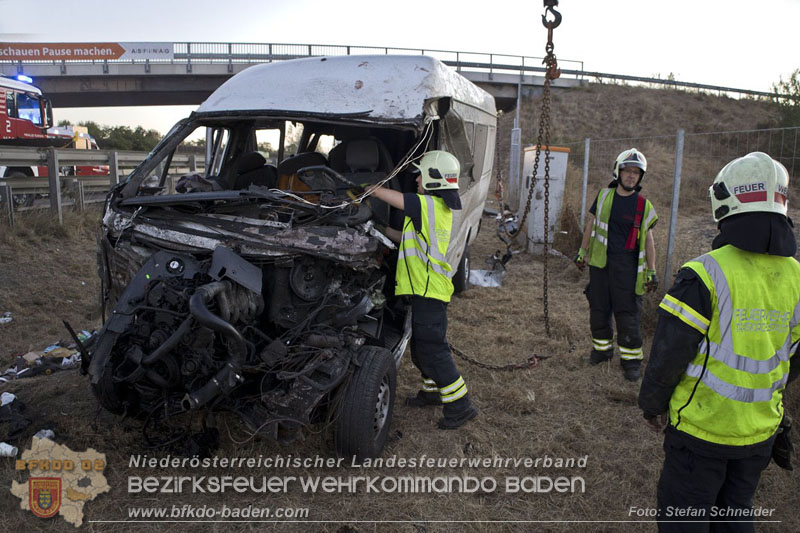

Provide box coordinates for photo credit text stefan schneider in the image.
[127,453,588,496]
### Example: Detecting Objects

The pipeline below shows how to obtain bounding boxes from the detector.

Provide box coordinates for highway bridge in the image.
[0,42,777,111]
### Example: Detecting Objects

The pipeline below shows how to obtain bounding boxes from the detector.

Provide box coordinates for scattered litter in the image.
[0,312,11,325]
[0,330,96,384]
[45,347,74,359]
[61,353,81,369]
[469,269,506,287]
[0,442,18,457]
[34,429,55,441]
[0,392,16,407]
[22,352,44,364]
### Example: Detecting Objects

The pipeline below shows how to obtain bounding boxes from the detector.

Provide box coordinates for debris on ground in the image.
[0,330,95,384]
[469,269,506,287]
[0,442,18,456]
[33,429,55,440]
[0,312,12,325]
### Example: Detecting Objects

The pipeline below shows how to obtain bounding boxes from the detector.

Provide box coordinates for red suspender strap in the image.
[624,194,646,251]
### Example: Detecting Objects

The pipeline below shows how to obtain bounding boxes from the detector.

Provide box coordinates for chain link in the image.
[450,343,547,371]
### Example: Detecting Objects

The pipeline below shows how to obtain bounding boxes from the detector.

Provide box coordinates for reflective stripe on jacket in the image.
[659,245,800,445]
[588,188,657,295]
[395,195,454,302]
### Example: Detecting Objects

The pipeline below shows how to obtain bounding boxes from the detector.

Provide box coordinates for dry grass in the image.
[0,84,797,532]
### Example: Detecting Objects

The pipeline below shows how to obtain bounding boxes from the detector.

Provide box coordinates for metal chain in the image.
[450,343,547,372]
[537,9,560,337]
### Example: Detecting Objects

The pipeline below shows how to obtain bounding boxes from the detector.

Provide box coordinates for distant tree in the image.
[772,69,800,127]
[59,121,164,151]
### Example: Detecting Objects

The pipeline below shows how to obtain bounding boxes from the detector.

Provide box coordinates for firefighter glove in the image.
[772,415,793,470]
[645,268,658,292]
[574,248,587,270]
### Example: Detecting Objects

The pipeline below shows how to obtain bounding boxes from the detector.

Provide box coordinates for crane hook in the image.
[542,0,562,29]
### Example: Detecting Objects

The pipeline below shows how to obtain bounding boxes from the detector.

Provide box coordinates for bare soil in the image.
[0,83,797,532]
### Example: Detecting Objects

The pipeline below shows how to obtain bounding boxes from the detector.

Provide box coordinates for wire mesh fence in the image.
[555,125,800,280]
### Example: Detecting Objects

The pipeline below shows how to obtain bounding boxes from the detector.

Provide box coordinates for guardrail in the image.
[2,41,791,100]
[0,146,204,227]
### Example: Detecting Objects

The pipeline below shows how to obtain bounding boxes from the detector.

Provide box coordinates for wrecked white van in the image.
[89,55,496,459]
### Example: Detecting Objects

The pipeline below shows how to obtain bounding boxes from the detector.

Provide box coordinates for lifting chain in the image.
[450,343,547,372]
[539,1,561,337]
[503,1,561,336]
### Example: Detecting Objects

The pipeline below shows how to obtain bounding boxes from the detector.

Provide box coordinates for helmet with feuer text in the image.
[709,151,789,223]
[413,150,460,191]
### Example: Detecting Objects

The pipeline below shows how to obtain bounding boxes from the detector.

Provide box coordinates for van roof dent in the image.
[196,55,496,124]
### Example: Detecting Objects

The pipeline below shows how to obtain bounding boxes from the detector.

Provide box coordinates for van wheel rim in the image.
[373,376,390,438]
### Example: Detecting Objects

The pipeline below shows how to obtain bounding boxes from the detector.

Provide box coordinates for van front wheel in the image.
[333,346,396,460]
[453,248,470,294]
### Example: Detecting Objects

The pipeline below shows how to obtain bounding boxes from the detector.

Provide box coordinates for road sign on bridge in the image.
[0,42,173,61]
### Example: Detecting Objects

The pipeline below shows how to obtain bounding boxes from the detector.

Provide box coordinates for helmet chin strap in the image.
[620,182,637,192]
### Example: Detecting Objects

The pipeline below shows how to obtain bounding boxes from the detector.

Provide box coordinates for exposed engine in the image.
[88,245,388,448]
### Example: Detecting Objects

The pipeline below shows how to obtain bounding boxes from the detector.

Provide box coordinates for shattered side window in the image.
[473,123,489,180]
[440,111,475,192]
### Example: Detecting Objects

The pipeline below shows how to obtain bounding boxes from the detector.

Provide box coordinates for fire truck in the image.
[1,75,108,206]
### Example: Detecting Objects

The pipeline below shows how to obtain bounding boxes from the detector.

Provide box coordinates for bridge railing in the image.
[3,41,786,99]
[1,41,587,81]
[0,146,205,227]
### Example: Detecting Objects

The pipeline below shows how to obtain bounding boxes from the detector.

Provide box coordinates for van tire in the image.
[453,248,470,294]
[333,346,396,460]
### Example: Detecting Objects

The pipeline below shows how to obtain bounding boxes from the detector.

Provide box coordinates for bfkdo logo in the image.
[10,437,110,527]
[29,477,62,518]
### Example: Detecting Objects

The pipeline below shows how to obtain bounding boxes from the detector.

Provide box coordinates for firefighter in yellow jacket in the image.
[639,152,799,531]
[368,150,478,430]
[575,148,658,381]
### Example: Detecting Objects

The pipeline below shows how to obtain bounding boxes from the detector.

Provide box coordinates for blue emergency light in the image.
[15,74,33,84]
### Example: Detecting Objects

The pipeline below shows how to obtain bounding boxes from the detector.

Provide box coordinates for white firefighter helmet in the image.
[709,151,789,223]
[413,150,460,190]
[612,148,648,183]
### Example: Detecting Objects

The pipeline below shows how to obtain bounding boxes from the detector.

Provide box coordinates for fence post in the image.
[47,148,63,225]
[664,129,685,281]
[189,154,197,173]
[580,138,590,228]
[109,151,120,187]
[509,128,522,212]
[1,183,14,228]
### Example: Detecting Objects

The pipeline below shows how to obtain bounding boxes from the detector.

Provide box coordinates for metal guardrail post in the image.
[664,129,685,281]
[77,181,85,213]
[189,154,197,173]
[580,138,590,228]
[109,151,120,186]
[47,148,63,225]
[1,184,14,227]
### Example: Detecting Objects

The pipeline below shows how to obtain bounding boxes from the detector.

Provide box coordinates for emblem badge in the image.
[29,477,61,518]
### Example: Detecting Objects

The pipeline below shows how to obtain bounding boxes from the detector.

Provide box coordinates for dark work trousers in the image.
[656,428,773,533]
[409,295,469,415]
[585,251,643,366]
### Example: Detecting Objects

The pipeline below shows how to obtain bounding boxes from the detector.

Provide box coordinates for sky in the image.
[1,0,799,136]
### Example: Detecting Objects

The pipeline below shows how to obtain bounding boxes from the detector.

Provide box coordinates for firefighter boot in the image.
[589,349,613,365]
[621,359,641,382]
[438,394,478,430]
[404,391,442,408]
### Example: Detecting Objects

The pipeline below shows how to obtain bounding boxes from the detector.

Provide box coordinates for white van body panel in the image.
[197,55,495,126]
